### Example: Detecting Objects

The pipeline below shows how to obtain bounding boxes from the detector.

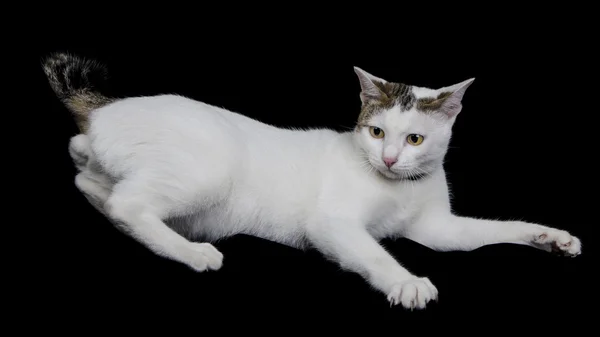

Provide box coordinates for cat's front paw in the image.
[532,228,581,257]
[184,242,224,272]
[387,277,438,310]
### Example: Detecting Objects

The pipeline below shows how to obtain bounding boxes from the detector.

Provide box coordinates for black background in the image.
[30,14,594,327]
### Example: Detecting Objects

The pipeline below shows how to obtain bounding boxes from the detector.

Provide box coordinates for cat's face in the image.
[352,67,474,181]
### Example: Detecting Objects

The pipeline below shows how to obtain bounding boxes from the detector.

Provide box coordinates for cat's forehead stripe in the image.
[377,82,416,111]
[356,82,414,125]
[356,82,452,125]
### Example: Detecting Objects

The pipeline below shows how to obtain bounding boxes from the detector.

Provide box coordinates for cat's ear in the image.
[435,77,475,118]
[354,67,388,103]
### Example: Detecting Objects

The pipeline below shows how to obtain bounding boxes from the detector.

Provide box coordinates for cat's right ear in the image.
[354,67,387,103]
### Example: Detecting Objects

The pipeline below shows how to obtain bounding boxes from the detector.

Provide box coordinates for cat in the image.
[43,52,581,310]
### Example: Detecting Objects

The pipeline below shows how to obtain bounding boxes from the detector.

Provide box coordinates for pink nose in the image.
[383,157,397,168]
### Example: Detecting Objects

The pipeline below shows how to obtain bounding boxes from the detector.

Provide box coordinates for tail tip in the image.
[41,51,109,97]
[42,51,72,76]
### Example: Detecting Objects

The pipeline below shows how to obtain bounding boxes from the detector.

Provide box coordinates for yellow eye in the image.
[407,134,424,145]
[369,126,385,139]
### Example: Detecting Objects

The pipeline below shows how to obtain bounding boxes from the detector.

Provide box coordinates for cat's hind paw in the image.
[533,229,581,257]
[387,277,438,310]
[184,242,224,272]
[69,134,91,169]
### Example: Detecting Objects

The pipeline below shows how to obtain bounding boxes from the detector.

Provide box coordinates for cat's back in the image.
[88,94,266,177]
[87,94,341,183]
[89,94,266,134]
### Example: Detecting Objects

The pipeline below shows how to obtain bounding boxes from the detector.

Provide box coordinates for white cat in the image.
[43,52,581,310]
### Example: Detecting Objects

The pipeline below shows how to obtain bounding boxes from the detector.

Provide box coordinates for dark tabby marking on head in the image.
[357,82,416,126]
[43,52,114,133]
[416,91,453,112]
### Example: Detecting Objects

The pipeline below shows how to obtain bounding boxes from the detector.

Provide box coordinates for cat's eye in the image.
[407,134,424,146]
[369,126,385,139]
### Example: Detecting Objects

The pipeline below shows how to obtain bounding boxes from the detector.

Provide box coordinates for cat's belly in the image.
[166,199,311,249]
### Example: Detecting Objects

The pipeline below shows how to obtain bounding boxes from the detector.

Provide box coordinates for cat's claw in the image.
[532,229,581,257]
[185,242,224,272]
[387,277,438,310]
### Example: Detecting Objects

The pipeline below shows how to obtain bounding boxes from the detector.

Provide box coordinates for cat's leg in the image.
[103,174,224,272]
[69,134,108,176]
[75,170,113,217]
[405,209,581,256]
[70,133,116,216]
[307,219,438,310]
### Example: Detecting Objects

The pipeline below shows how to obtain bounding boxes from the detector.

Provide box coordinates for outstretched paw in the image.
[184,242,224,272]
[533,229,581,257]
[387,277,438,310]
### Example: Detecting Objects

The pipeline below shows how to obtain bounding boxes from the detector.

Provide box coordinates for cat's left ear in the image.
[436,78,475,118]
[354,67,389,103]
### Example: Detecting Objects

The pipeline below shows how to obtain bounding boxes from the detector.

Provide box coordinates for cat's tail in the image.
[42,52,114,133]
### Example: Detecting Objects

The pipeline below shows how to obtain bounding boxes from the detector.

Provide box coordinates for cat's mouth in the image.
[372,162,430,182]
[363,153,434,182]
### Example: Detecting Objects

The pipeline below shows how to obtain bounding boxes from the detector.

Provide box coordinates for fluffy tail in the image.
[42,52,114,133]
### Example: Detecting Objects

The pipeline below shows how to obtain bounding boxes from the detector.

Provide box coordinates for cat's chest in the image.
[364,186,423,239]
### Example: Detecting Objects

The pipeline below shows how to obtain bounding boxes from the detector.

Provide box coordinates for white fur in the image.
[70,68,581,311]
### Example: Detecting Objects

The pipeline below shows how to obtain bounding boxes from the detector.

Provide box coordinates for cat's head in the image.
[352,67,474,181]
